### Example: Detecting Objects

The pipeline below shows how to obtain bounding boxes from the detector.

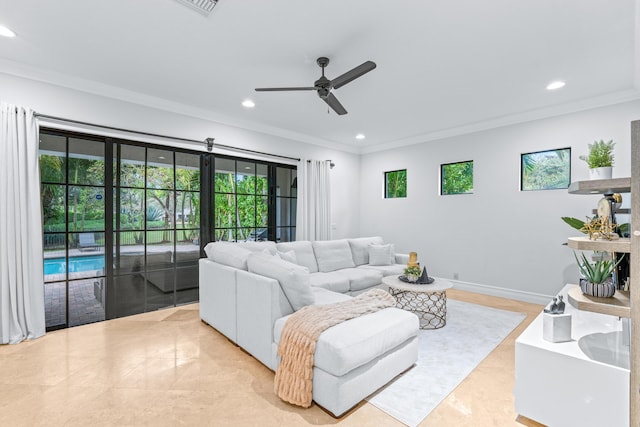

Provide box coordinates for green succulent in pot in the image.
[403,266,422,282]
[404,266,421,277]
[573,251,624,298]
[574,251,622,283]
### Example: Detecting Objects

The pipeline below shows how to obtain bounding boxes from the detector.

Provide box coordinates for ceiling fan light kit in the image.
[255,57,376,115]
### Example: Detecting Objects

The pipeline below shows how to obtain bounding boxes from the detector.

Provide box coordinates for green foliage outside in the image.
[579,139,615,168]
[521,149,570,191]
[385,170,407,198]
[441,161,473,195]
[214,169,268,241]
[40,152,201,248]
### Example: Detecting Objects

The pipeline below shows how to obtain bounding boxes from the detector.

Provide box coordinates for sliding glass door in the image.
[208,157,297,243]
[40,130,201,329]
[110,144,201,318]
[40,128,297,330]
[40,132,107,329]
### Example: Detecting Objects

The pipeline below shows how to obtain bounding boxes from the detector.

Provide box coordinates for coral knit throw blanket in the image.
[274,288,396,408]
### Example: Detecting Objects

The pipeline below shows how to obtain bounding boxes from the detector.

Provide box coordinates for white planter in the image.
[588,166,612,180]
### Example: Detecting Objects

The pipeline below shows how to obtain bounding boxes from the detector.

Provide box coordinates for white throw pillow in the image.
[247,252,314,311]
[312,239,356,273]
[277,250,297,264]
[203,242,253,270]
[276,241,318,273]
[348,236,384,265]
[368,244,395,266]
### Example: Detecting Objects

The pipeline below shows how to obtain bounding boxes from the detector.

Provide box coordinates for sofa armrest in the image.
[395,253,409,265]
[199,258,237,342]
[236,270,294,370]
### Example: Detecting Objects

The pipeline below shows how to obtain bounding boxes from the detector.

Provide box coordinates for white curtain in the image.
[0,102,45,344]
[296,159,331,241]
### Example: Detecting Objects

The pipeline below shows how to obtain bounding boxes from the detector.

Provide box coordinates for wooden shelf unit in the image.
[562,122,639,426]
[566,285,630,318]
[568,177,631,195]
[567,236,631,253]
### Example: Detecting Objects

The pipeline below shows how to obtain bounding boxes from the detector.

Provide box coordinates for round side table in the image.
[382,276,453,329]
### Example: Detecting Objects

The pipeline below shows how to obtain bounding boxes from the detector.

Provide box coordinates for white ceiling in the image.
[0,0,638,153]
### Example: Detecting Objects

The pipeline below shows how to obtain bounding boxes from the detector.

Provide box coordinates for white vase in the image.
[588,167,612,180]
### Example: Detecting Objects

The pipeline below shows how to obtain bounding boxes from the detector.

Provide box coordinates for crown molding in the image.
[2,58,638,158]
[0,59,360,154]
[359,88,640,154]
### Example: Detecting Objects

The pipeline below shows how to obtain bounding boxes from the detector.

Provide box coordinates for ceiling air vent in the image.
[174,0,218,16]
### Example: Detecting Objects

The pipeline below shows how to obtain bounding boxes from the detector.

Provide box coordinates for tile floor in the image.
[1,289,545,426]
[44,280,105,328]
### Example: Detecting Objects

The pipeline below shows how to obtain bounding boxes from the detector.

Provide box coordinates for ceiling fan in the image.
[255,57,376,115]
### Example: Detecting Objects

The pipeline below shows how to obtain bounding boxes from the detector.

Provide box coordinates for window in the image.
[210,157,296,242]
[521,148,571,191]
[385,169,407,198]
[441,161,473,195]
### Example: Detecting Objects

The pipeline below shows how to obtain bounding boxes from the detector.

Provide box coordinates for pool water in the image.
[44,255,105,275]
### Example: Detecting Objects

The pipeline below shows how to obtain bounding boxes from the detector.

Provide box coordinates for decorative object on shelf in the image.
[403,265,422,283]
[579,139,615,180]
[543,311,572,343]
[574,251,624,298]
[407,252,419,268]
[579,216,618,240]
[417,267,435,284]
[561,216,586,233]
[544,295,566,314]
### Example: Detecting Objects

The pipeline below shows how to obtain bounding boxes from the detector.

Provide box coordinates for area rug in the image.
[367,299,526,427]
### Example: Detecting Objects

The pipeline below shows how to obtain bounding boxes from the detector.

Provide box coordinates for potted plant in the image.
[404,265,422,283]
[573,251,624,297]
[579,139,615,180]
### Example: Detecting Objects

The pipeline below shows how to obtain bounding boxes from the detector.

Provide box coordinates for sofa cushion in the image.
[309,272,350,294]
[274,307,418,377]
[277,250,297,264]
[276,241,318,273]
[236,241,277,255]
[357,263,405,277]
[203,242,252,270]
[247,252,315,311]
[312,239,356,273]
[340,268,383,291]
[369,244,395,266]
[348,236,384,266]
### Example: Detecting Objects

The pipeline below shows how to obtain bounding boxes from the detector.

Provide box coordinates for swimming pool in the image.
[44,255,105,275]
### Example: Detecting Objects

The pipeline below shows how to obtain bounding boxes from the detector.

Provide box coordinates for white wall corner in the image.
[451,279,553,306]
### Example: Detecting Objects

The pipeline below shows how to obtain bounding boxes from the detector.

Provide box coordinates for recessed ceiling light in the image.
[0,25,16,38]
[158,156,166,160]
[546,80,566,90]
[244,166,251,170]
[355,134,365,140]
[242,99,255,108]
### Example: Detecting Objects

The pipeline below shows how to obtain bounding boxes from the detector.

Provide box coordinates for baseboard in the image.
[451,280,552,305]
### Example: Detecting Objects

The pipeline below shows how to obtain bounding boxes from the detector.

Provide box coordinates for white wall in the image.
[359,100,640,302]
[0,72,361,239]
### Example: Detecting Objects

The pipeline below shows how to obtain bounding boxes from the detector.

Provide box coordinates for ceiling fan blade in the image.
[255,87,316,92]
[323,92,348,115]
[330,61,376,90]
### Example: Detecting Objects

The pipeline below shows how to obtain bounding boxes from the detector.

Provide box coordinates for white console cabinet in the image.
[515,285,630,427]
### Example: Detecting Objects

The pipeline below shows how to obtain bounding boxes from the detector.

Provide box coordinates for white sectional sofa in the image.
[199,237,419,416]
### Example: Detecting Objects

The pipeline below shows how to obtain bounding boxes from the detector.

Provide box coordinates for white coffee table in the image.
[382,275,453,329]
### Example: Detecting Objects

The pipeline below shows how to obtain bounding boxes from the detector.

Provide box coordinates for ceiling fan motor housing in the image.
[317,87,330,99]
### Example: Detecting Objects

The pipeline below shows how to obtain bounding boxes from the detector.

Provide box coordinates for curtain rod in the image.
[34,113,301,162]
